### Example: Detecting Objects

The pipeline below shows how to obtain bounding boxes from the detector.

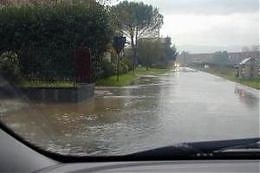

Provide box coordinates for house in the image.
[236,57,258,79]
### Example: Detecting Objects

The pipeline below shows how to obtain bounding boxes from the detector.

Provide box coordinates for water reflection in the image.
[0,68,259,155]
[234,86,259,108]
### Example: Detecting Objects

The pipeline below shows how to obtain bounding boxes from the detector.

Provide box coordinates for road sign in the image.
[113,36,126,54]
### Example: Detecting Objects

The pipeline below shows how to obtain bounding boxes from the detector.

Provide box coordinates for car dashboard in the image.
[37,160,260,173]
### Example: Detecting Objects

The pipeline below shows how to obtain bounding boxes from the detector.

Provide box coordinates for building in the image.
[237,57,258,79]
[228,51,260,65]
[177,51,260,66]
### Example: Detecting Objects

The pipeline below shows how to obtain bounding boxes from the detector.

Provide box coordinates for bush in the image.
[99,57,131,79]
[122,57,132,71]
[0,2,113,81]
[119,58,130,73]
[0,51,22,84]
[100,59,116,78]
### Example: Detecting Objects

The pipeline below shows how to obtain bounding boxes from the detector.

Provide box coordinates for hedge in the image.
[0,2,113,81]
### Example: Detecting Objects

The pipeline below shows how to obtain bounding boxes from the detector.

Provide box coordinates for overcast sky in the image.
[113,0,259,53]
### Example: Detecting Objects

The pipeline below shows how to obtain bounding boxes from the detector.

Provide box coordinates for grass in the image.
[135,67,170,75]
[198,66,260,89]
[96,67,170,87]
[19,80,77,88]
[17,67,170,88]
[238,78,260,89]
[96,73,137,87]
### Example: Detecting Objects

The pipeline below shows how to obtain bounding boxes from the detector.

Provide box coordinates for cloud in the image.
[112,0,259,53]
[130,0,259,15]
[161,12,259,48]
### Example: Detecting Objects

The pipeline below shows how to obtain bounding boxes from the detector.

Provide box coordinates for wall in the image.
[20,84,94,103]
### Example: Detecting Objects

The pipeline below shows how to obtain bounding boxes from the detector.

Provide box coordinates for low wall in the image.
[20,83,94,103]
[0,86,16,98]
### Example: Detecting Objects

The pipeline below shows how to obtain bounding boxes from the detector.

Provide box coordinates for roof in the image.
[239,57,254,65]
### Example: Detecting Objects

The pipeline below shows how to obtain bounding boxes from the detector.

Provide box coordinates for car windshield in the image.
[0,0,259,157]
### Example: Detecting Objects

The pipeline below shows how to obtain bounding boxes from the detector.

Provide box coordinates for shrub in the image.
[0,2,113,81]
[119,58,130,73]
[100,59,116,78]
[122,57,132,71]
[99,57,131,79]
[0,51,22,84]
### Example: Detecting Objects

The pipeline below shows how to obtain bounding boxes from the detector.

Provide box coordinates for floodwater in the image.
[0,67,259,156]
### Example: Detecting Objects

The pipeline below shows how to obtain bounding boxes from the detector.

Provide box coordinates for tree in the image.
[0,0,109,5]
[137,37,178,69]
[178,51,190,65]
[137,38,161,70]
[160,37,178,66]
[0,2,113,81]
[112,1,163,71]
[171,45,178,61]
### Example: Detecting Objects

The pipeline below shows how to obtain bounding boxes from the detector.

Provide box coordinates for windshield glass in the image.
[0,0,259,157]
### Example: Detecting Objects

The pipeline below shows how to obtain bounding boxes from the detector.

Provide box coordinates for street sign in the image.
[113,36,126,54]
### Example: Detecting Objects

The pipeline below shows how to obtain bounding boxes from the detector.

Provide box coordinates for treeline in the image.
[137,37,177,69]
[0,0,177,84]
[0,0,100,5]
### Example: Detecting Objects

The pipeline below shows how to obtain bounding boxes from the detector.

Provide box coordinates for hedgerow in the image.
[0,2,113,81]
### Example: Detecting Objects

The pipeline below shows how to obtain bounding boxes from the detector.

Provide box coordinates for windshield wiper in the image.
[128,138,260,160]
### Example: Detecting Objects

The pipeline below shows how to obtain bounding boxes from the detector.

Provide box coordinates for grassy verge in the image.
[18,68,170,88]
[197,66,260,89]
[96,67,170,87]
[19,80,77,88]
[237,78,260,89]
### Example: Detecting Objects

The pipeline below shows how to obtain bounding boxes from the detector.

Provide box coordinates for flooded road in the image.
[1,67,259,156]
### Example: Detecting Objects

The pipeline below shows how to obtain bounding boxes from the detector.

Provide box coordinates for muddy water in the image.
[0,67,259,156]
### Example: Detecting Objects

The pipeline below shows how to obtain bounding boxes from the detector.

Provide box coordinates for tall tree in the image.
[137,38,161,70]
[112,1,163,71]
[161,37,178,65]
[137,37,178,69]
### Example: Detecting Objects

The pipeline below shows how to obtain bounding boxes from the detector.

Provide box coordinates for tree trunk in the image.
[134,28,139,72]
[130,34,135,72]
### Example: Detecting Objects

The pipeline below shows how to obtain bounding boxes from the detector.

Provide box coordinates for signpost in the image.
[113,36,126,81]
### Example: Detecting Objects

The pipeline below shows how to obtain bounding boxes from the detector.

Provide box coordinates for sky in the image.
[112,0,259,53]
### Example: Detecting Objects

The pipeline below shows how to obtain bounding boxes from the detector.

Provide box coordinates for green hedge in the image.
[0,2,113,81]
[99,57,131,79]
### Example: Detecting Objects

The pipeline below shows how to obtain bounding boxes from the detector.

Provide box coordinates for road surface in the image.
[1,67,259,155]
